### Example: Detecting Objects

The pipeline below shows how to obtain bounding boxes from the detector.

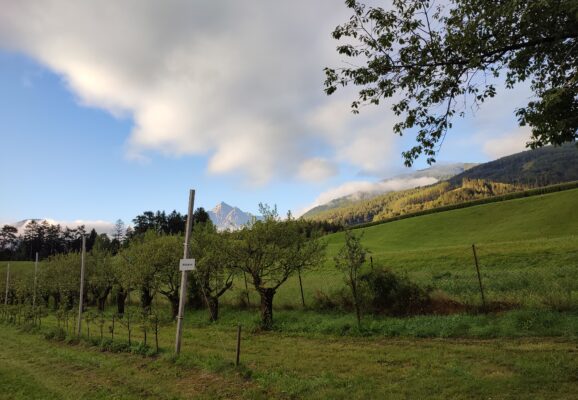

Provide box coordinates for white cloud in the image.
[0,0,364,185]
[481,126,531,159]
[297,158,338,182]
[298,176,438,215]
[8,219,116,236]
[307,97,402,176]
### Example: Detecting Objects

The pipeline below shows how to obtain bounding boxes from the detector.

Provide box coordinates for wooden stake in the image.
[175,189,195,355]
[472,244,486,310]
[33,252,38,307]
[298,268,305,308]
[236,324,241,366]
[4,263,9,306]
[77,235,86,337]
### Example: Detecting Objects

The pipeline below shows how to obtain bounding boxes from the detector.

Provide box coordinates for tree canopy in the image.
[325,0,578,166]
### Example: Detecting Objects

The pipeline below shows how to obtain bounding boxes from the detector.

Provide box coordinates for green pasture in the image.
[242,189,578,309]
[1,311,578,399]
[3,189,578,311]
[2,189,578,398]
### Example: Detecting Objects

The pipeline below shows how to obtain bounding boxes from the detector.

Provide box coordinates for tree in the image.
[0,225,18,260]
[232,209,326,329]
[86,234,115,311]
[41,252,81,310]
[325,0,578,166]
[190,223,234,321]
[334,230,367,329]
[111,219,125,253]
[193,207,212,226]
[118,231,181,316]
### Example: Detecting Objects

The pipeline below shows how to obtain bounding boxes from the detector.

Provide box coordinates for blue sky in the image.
[0,1,532,232]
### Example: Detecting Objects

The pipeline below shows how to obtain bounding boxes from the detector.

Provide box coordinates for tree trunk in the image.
[52,292,61,310]
[258,288,276,330]
[116,290,127,315]
[351,284,361,330]
[207,296,219,321]
[65,294,74,310]
[140,286,153,311]
[170,295,179,319]
[97,287,111,312]
[97,296,106,312]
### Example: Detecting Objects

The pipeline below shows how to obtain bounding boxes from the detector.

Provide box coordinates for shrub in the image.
[235,290,251,310]
[359,268,431,316]
[312,290,337,310]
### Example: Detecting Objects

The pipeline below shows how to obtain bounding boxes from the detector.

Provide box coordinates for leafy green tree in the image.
[325,0,578,166]
[118,231,182,316]
[232,210,326,329]
[41,252,81,310]
[190,223,235,321]
[334,230,367,329]
[0,225,18,260]
[86,234,115,311]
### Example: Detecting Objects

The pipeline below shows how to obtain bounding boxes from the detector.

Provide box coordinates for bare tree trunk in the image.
[351,283,361,329]
[258,288,275,330]
[207,296,219,321]
[97,287,111,312]
[140,286,153,311]
[170,296,179,319]
[116,290,127,315]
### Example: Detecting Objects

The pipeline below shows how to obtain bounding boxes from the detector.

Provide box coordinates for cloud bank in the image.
[299,176,438,215]
[7,219,116,236]
[0,1,403,185]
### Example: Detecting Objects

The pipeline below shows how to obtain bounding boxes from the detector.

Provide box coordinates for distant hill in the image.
[303,163,476,218]
[304,144,578,226]
[449,142,578,186]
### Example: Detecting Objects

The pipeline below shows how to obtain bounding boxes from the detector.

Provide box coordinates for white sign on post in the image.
[179,258,196,271]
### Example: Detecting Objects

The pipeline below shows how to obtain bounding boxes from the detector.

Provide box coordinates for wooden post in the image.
[471,244,486,310]
[175,189,195,355]
[235,324,241,366]
[370,256,374,270]
[33,252,38,307]
[77,235,86,337]
[298,268,305,308]
[4,263,9,306]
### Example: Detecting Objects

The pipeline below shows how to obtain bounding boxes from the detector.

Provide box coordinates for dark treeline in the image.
[0,220,98,261]
[0,208,211,261]
[0,207,341,262]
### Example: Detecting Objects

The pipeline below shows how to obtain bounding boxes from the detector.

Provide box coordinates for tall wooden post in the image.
[472,244,486,310]
[77,235,86,337]
[298,268,305,308]
[33,252,38,307]
[175,189,195,355]
[4,264,9,306]
[235,324,242,366]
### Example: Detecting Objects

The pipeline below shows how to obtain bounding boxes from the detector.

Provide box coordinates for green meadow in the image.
[2,189,578,398]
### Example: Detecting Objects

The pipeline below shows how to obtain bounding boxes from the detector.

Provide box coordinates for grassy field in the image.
[251,189,578,308]
[2,317,578,399]
[1,189,578,398]
[4,189,578,310]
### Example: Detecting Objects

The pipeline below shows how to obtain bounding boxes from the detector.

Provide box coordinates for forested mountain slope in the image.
[305,144,578,226]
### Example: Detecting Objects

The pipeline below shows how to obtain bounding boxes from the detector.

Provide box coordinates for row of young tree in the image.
[3,206,327,329]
